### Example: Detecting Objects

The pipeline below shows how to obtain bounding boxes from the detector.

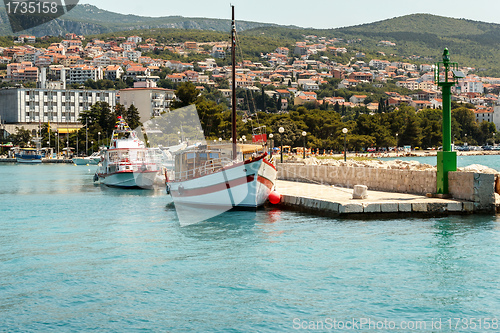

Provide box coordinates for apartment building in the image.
[66,65,103,84]
[0,88,116,124]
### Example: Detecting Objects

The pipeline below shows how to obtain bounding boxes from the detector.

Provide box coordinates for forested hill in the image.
[0,3,281,36]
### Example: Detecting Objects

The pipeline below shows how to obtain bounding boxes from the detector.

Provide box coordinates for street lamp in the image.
[85,117,88,156]
[268,133,274,154]
[55,132,59,158]
[279,126,284,163]
[464,133,467,146]
[219,137,222,143]
[342,128,348,162]
[395,133,398,151]
[98,131,101,148]
[91,140,94,154]
[302,131,307,159]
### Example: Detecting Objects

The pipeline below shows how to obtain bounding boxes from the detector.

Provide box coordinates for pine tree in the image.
[126,104,142,129]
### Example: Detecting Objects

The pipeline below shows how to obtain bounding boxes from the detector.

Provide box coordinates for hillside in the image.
[0,4,280,36]
[1,4,500,76]
[243,14,500,76]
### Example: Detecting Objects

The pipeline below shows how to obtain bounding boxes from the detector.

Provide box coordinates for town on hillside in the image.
[0,31,499,153]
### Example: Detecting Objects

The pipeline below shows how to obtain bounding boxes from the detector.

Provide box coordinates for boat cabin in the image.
[173,143,266,181]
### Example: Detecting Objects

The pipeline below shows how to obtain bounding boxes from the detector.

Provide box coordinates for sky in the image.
[79,0,500,29]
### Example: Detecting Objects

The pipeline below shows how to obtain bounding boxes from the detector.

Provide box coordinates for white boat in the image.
[72,151,102,165]
[15,148,43,163]
[168,144,276,208]
[94,117,159,189]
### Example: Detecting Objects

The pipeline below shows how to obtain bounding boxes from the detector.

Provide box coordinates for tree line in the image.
[173,82,497,152]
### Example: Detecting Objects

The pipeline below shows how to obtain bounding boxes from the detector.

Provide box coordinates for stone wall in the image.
[449,172,495,210]
[277,163,437,194]
[278,163,496,211]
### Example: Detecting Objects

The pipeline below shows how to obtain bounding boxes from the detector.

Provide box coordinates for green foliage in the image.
[9,127,32,146]
[173,82,200,108]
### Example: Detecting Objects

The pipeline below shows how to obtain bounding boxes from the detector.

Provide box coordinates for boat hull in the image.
[72,157,98,165]
[16,157,42,163]
[168,155,276,208]
[96,170,158,189]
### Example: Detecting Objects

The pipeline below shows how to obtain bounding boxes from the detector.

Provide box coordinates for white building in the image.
[0,88,116,124]
[127,36,143,44]
[120,88,175,122]
[458,79,484,94]
[123,50,142,62]
[66,65,103,84]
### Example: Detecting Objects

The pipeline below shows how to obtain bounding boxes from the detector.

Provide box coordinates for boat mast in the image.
[231,5,237,160]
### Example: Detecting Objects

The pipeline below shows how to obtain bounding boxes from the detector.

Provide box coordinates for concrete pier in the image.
[276,180,496,217]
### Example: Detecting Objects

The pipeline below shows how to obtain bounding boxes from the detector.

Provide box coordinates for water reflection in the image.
[423,216,500,312]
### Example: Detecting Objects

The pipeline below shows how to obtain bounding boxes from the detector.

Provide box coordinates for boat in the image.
[166,6,277,215]
[72,151,102,165]
[14,136,49,163]
[15,148,43,163]
[168,143,276,208]
[93,117,160,188]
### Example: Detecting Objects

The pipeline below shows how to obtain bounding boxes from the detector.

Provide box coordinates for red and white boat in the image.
[166,7,277,217]
[94,117,159,189]
[168,144,276,208]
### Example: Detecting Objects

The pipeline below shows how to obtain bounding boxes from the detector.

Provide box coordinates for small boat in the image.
[94,117,160,189]
[15,148,43,163]
[72,151,102,165]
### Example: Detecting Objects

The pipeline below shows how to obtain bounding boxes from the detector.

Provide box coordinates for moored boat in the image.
[15,148,43,163]
[168,143,276,208]
[72,151,102,165]
[94,117,159,189]
[166,6,277,220]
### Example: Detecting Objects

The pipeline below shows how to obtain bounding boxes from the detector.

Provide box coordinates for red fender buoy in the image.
[269,191,281,204]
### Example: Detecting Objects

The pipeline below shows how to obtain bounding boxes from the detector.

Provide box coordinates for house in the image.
[411,100,432,110]
[280,99,288,110]
[276,89,291,99]
[348,72,373,82]
[474,107,494,123]
[430,98,442,109]
[184,41,198,50]
[104,65,124,80]
[212,45,226,58]
[349,95,367,104]
[126,66,150,80]
[276,47,289,56]
[294,95,316,106]
[17,35,36,43]
[127,36,142,44]
[123,50,142,62]
[368,59,391,70]
[338,79,359,89]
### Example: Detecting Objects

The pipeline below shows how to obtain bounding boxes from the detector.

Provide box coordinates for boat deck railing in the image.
[174,157,234,181]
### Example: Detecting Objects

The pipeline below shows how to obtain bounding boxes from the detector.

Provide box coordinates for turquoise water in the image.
[382,154,500,170]
[2,160,500,332]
